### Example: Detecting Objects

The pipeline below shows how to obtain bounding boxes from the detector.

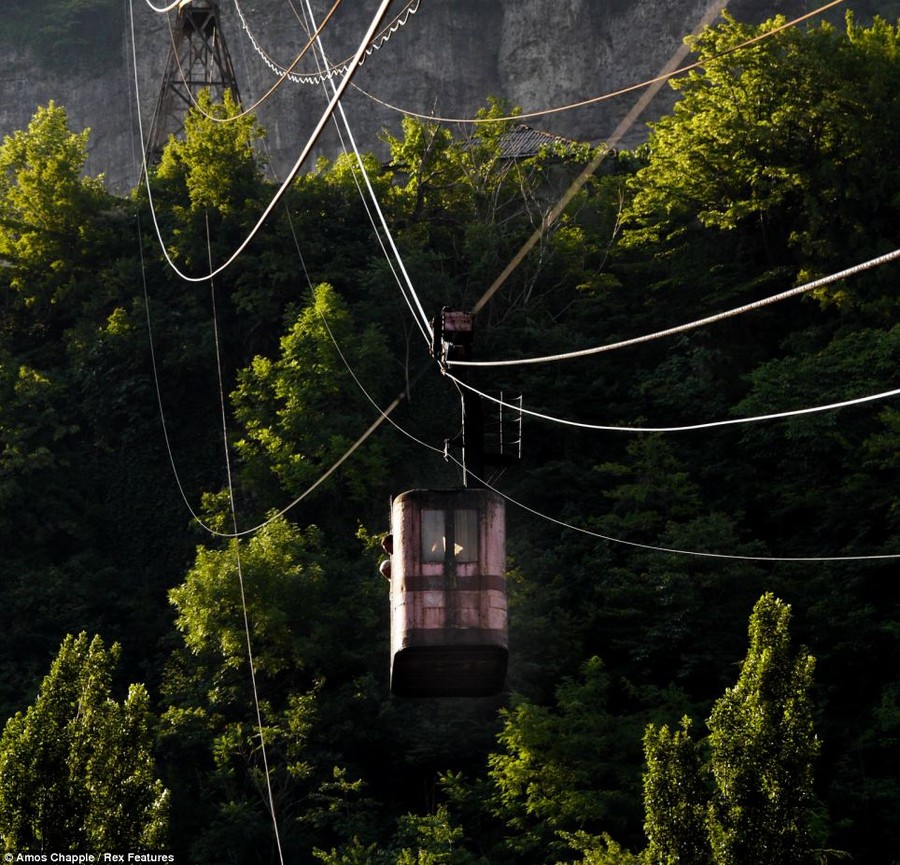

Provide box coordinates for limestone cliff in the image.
[0,0,869,193]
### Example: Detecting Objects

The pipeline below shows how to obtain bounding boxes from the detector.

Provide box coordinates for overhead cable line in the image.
[468,0,729,319]
[138,215,221,532]
[317,310,443,457]
[206,215,285,865]
[291,306,900,562]
[299,0,434,344]
[143,0,185,12]
[236,0,421,86]
[141,204,424,541]
[129,0,397,284]
[164,0,345,122]
[444,374,900,434]
[267,278,900,564]
[353,0,846,126]
[294,289,900,564]
[450,456,900,563]
[139,209,411,540]
[139,0,436,539]
[451,248,900,368]
[278,165,441,455]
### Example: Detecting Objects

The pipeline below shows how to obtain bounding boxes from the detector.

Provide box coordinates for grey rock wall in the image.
[0,0,864,193]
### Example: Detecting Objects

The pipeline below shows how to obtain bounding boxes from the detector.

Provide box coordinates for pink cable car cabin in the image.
[387,488,508,698]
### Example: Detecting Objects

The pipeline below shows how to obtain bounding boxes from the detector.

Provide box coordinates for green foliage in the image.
[164,513,390,860]
[155,89,266,217]
[0,633,169,852]
[0,101,106,304]
[391,806,479,865]
[0,11,898,864]
[643,718,708,865]
[151,90,269,278]
[232,282,393,522]
[381,98,600,317]
[488,658,645,857]
[623,13,900,268]
[640,595,820,865]
[559,832,643,865]
[169,516,328,678]
[706,594,819,865]
[733,325,900,554]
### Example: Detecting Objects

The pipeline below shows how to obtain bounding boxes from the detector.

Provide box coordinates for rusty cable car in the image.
[387,488,507,697]
[382,310,521,698]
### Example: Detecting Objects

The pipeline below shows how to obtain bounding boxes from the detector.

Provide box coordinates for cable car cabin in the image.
[387,489,507,698]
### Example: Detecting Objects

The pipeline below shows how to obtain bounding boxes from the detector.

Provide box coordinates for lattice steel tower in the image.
[145,0,241,163]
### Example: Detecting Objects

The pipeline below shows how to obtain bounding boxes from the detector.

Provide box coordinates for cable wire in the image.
[452,248,900,368]
[445,455,900,563]
[299,0,434,345]
[445,373,900,434]
[303,299,900,564]
[143,0,185,12]
[137,191,412,541]
[316,310,443,456]
[353,0,846,126]
[207,214,285,865]
[129,0,397,284]
[135,1,436,540]
[236,0,421,86]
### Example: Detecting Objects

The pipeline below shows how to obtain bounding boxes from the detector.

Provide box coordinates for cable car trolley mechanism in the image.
[382,309,520,698]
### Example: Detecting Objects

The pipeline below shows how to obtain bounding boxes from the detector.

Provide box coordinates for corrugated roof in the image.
[496,124,580,159]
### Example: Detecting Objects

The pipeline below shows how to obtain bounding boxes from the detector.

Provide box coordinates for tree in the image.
[643,717,709,865]
[164,514,390,861]
[487,657,648,859]
[0,632,169,852]
[732,325,900,555]
[706,593,819,865]
[168,516,329,681]
[151,89,268,277]
[622,14,899,274]
[0,101,107,319]
[640,594,820,865]
[231,282,393,526]
[154,89,265,219]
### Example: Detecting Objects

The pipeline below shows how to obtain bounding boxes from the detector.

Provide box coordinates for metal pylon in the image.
[145,0,241,164]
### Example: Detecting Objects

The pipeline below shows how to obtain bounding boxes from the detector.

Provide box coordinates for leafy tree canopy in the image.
[0,632,169,852]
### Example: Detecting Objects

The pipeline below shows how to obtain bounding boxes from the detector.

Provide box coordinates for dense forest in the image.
[0,10,898,864]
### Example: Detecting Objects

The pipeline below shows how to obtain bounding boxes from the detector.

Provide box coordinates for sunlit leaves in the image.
[706,594,819,865]
[640,595,819,865]
[155,89,265,217]
[488,657,643,856]
[232,282,392,516]
[0,101,105,291]
[643,717,708,865]
[170,516,326,678]
[622,13,900,284]
[0,633,169,852]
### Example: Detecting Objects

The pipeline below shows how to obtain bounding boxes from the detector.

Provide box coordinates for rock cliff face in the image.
[0,0,861,192]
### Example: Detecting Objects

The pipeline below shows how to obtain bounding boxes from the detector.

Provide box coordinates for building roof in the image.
[496,124,581,159]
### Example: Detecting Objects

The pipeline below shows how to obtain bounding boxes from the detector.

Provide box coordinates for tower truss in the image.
[145,0,241,164]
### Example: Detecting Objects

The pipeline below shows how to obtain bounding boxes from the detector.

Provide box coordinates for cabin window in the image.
[422,509,446,562]
[421,508,479,563]
[454,509,479,562]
